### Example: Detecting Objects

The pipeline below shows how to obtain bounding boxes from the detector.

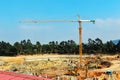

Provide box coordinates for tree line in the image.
[0,38,120,56]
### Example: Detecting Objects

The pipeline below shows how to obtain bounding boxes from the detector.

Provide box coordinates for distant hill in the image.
[112,39,120,44]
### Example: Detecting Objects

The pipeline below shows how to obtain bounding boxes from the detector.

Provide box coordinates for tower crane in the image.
[20,16,95,65]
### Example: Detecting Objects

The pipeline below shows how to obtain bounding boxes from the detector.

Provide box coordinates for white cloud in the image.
[96,18,120,28]
[18,25,56,43]
[84,18,120,42]
[19,25,54,31]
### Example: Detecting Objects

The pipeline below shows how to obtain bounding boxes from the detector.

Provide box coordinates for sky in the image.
[0,0,120,44]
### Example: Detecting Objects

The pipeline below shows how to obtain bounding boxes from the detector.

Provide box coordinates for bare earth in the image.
[0,54,120,80]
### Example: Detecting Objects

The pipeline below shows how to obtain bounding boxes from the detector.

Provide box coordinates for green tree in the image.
[105,41,116,54]
[20,40,27,54]
[19,39,33,55]
[26,39,33,54]
[0,41,17,56]
[59,41,66,54]
[14,42,22,55]
[116,40,120,53]
[42,44,51,54]
[95,38,103,53]
[35,41,42,54]
[67,40,77,54]
[49,41,59,53]
[82,43,88,53]
[88,38,96,53]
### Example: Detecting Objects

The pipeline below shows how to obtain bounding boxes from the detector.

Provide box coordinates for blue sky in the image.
[0,0,120,44]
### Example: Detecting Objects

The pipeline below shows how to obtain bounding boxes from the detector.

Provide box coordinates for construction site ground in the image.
[0,54,120,80]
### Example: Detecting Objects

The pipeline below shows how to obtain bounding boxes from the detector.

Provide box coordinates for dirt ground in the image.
[0,54,120,80]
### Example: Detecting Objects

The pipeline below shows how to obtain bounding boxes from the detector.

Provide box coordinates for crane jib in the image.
[20,20,95,23]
